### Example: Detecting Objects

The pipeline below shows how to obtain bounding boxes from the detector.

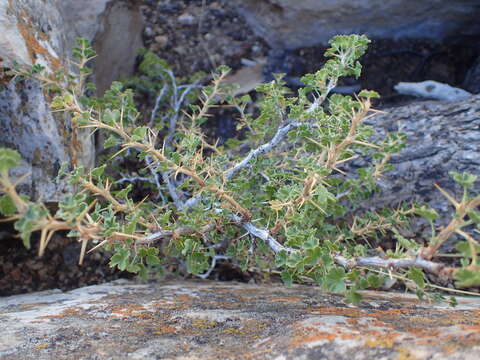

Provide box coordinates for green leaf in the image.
[138,264,148,280]
[467,209,480,223]
[126,263,141,273]
[367,274,384,288]
[358,90,380,99]
[415,206,439,222]
[323,267,347,293]
[0,195,17,216]
[275,250,288,267]
[14,203,48,249]
[407,267,425,289]
[455,268,480,287]
[146,248,160,256]
[186,252,209,274]
[132,126,148,141]
[146,254,160,266]
[281,269,294,287]
[109,247,131,271]
[115,184,132,199]
[102,109,120,126]
[301,236,319,250]
[345,290,362,305]
[0,148,22,173]
[103,135,120,149]
[450,171,477,188]
[286,251,304,268]
[455,241,480,258]
[90,165,106,180]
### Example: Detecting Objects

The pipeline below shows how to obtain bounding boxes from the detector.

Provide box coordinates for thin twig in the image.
[224,121,302,180]
[196,255,230,279]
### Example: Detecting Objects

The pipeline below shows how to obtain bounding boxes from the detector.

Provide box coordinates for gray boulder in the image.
[233,0,480,49]
[1,280,479,359]
[353,94,480,242]
[0,0,142,201]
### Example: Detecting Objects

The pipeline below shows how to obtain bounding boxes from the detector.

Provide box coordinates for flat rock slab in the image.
[0,280,479,359]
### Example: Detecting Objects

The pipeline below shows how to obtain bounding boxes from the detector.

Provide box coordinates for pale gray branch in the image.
[230,214,295,254]
[333,255,450,275]
[229,214,453,278]
[224,121,302,180]
[196,255,230,279]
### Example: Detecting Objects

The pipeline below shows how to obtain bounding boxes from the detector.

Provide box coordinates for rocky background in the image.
[1,0,480,295]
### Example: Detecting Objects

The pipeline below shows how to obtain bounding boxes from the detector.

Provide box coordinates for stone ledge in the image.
[1,280,479,359]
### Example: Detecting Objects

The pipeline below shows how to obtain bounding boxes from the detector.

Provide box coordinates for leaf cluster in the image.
[1,36,479,304]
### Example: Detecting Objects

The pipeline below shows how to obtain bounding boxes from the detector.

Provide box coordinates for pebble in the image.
[178,13,196,26]
[144,26,154,38]
[154,35,169,48]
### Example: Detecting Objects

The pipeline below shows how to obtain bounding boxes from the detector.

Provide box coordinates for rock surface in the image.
[61,0,143,95]
[0,280,479,359]
[233,0,480,49]
[0,0,142,201]
[352,94,480,242]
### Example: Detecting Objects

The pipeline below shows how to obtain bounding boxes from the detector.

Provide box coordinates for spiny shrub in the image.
[1,35,479,304]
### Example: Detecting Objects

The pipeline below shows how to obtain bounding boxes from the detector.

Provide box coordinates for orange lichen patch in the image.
[365,308,414,317]
[309,306,363,317]
[191,319,218,329]
[39,307,83,319]
[176,294,195,303]
[395,345,417,360]
[134,312,155,320]
[442,344,461,355]
[290,325,339,348]
[16,12,61,71]
[346,317,359,326]
[34,344,49,350]
[270,297,303,303]
[291,329,337,348]
[149,299,189,310]
[109,304,153,319]
[460,324,480,333]
[223,328,246,335]
[364,333,400,348]
[153,326,178,335]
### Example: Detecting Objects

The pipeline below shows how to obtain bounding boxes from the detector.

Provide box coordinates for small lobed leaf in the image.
[0,148,22,173]
[14,203,49,249]
[0,195,17,216]
[450,171,477,188]
[455,268,480,288]
[415,205,439,222]
[407,267,425,289]
[323,267,347,293]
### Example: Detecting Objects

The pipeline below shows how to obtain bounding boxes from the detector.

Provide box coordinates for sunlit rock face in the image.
[0,0,142,201]
[233,0,480,49]
[1,280,480,359]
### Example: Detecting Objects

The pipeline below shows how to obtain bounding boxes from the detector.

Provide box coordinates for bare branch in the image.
[224,121,302,180]
[136,223,216,245]
[333,254,454,278]
[149,83,169,128]
[229,214,456,280]
[161,171,184,210]
[196,255,230,279]
[230,214,295,254]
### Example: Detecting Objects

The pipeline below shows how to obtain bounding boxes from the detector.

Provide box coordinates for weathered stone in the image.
[464,55,480,94]
[233,0,480,49]
[394,80,472,101]
[0,280,479,359]
[0,0,89,201]
[350,94,480,243]
[60,0,144,95]
[0,0,143,201]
